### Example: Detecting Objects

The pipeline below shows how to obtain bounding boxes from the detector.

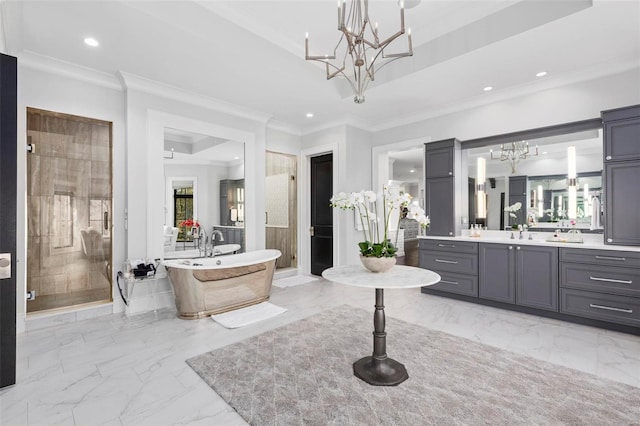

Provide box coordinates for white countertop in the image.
[322,265,441,289]
[212,225,245,229]
[418,231,640,253]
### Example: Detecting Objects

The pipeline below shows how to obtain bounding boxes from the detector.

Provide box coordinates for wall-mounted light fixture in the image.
[567,145,577,219]
[476,157,486,219]
[537,185,543,217]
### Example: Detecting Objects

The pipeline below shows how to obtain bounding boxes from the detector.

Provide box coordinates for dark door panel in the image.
[311,154,332,276]
[0,53,17,388]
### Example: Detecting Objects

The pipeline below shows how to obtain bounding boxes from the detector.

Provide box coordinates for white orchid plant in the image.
[504,202,527,230]
[330,186,430,258]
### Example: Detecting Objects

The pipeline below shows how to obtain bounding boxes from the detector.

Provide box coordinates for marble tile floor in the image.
[1,278,639,425]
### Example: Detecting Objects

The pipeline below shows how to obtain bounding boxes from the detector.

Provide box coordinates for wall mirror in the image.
[163,128,245,252]
[464,124,604,232]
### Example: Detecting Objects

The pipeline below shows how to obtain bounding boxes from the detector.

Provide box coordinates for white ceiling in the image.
[2,0,639,134]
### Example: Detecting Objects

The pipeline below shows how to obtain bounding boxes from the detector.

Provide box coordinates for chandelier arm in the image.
[326,62,347,80]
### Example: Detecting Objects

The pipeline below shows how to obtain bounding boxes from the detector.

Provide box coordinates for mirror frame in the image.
[461,117,604,232]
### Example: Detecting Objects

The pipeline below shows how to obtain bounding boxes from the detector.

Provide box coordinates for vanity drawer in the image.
[560,263,640,297]
[419,239,477,254]
[419,250,478,275]
[560,248,640,268]
[427,271,478,297]
[560,288,640,327]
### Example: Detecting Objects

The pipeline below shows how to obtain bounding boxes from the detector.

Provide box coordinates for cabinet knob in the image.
[606,155,612,160]
[508,246,513,250]
[516,246,521,250]
[448,232,453,236]
[448,171,452,175]
[607,238,613,243]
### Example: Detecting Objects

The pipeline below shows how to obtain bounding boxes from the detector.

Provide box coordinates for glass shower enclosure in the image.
[26,108,113,313]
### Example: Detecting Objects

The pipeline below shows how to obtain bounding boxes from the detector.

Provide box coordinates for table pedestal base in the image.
[353,356,408,386]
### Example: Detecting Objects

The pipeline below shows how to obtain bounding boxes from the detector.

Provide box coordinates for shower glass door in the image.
[26,108,113,313]
[265,151,297,269]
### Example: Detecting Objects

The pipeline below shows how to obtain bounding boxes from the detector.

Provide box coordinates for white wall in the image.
[16,65,126,330]
[266,127,302,155]
[373,70,640,147]
[121,86,268,262]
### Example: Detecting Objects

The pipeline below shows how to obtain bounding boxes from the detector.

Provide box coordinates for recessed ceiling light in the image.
[410,169,415,173]
[536,71,547,77]
[542,151,548,155]
[306,113,314,118]
[483,86,493,92]
[84,37,99,47]
[234,156,240,160]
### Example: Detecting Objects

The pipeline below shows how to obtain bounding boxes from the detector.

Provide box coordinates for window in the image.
[174,187,193,241]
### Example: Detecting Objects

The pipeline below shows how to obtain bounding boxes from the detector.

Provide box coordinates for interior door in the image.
[0,53,17,388]
[310,153,333,276]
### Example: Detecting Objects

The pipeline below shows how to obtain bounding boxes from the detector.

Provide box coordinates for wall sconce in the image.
[476,157,486,219]
[537,185,543,217]
[557,195,563,218]
[567,146,577,219]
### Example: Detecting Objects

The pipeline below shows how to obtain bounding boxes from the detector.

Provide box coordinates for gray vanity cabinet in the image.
[479,243,558,311]
[479,243,515,303]
[425,139,460,237]
[425,177,454,236]
[508,176,527,227]
[219,179,245,226]
[419,239,478,297]
[515,245,558,311]
[219,180,229,225]
[605,161,640,246]
[560,248,640,327]
[425,144,454,178]
[602,105,640,246]
[603,106,640,162]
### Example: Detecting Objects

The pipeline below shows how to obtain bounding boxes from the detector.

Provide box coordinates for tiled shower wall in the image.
[26,108,112,313]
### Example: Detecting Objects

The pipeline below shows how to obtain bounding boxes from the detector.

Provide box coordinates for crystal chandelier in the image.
[305,0,413,104]
[490,141,539,174]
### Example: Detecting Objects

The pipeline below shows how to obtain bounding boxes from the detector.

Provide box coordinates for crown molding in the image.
[118,71,272,125]
[18,50,123,91]
[370,57,640,133]
[265,119,303,136]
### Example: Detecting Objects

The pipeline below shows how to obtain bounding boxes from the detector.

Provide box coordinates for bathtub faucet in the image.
[210,229,225,256]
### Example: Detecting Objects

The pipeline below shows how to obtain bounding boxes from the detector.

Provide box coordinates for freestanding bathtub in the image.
[163,249,281,319]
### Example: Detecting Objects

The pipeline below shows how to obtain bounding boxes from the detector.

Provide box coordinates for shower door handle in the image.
[310,226,314,236]
[104,212,109,231]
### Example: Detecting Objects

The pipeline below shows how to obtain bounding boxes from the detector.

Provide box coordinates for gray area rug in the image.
[187,306,640,425]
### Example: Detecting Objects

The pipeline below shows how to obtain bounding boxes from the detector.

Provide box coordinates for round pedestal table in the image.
[322,264,441,386]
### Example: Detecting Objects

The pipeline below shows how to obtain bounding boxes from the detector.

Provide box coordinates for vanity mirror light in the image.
[163,128,245,250]
[463,122,604,232]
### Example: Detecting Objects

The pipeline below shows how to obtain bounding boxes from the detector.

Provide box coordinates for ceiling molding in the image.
[18,50,123,91]
[118,71,273,125]
[369,58,640,134]
[369,0,594,94]
[266,119,303,137]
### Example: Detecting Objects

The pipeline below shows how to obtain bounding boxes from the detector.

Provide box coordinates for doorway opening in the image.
[265,151,297,270]
[26,108,113,314]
